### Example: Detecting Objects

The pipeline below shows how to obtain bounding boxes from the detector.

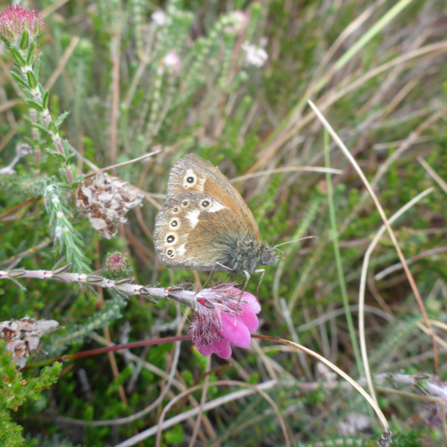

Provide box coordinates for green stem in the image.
[323,130,363,377]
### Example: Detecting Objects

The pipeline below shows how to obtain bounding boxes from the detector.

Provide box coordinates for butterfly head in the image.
[259,246,279,266]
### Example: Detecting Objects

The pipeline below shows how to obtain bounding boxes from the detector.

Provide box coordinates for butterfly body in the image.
[154,154,278,286]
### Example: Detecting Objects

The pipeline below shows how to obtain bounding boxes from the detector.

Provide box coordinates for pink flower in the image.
[163,51,181,77]
[225,10,249,34]
[0,4,44,45]
[188,286,261,359]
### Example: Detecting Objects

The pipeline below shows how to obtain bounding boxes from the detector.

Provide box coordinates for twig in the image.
[188,356,211,447]
[375,385,447,443]
[308,99,439,374]
[1,238,51,266]
[279,298,312,380]
[418,156,447,194]
[0,196,41,221]
[45,36,80,90]
[375,245,447,281]
[113,380,280,447]
[231,166,342,183]
[153,380,291,447]
[56,340,182,426]
[41,0,71,18]
[110,28,121,168]
[84,150,162,179]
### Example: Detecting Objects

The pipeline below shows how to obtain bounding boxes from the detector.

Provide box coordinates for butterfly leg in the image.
[254,269,265,299]
[237,270,251,305]
[216,262,234,272]
[196,271,213,295]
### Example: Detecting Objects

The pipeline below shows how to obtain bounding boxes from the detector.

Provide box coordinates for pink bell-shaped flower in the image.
[188,285,261,359]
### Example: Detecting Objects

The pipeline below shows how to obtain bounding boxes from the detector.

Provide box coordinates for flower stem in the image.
[23,335,192,370]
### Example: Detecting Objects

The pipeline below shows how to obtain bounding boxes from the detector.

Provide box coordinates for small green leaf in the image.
[26,41,35,65]
[54,111,70,129]
[0,35,11,49]
[26,99,43,112]
[10,47,26,67]
[32,123,51,134]
[48,122,57,134]
[42,90,49,109]
[10,71,28,89]
[35,58,41,79]
[19,31,29,50]
[27,71,37,89]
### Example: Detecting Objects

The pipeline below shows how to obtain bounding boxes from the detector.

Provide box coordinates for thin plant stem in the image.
[23,336,191,370]
[188,356,211,447]
[251,334,390,435]
[323,129,363,378]
[308,99,439,374]
[359,187,434,405]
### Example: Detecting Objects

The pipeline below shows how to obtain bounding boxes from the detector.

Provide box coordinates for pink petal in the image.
[211,339,232,359]
[195,342,213,357]
[239,312,259,332]
[229,287,261,314]
[219,313,251,348]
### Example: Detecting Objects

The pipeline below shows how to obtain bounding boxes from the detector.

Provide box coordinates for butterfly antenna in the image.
[272,235,318,250]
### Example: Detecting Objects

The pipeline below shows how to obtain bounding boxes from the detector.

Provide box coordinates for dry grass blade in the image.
[251,334,389,432]
[375,246,447,281]
[84,150,162,179]
[188,356,211,447]
[56,341,182,426]
[113,379,281,447]
[359,187,434,404]
[153,380,291,447]
[231,166,342,183]
[45,36,80,90]
[308,99,439,374]
[418,156,447,195]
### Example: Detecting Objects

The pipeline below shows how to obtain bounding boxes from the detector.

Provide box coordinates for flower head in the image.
[76,172,144,239]
[151,10,169,27]
[0,4,44,46]
[188,285,261,359]
[106,251,132,277]
[225,10,249,34]
[163,51,181,77]
[241,41,268,67]
[0,316,59,369]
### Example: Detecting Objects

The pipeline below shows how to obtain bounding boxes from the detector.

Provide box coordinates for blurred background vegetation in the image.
[1,0,447,445]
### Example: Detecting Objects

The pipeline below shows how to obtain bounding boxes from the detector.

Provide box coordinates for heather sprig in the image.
[44,184,90,272]
[0,4,79,184]
[0,4,89,272]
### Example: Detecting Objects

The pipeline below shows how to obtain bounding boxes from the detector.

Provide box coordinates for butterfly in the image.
[154,154,307,293]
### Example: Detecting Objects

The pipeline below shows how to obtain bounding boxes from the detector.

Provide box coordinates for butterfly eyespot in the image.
[167,235,175,243]
[172,207,179,213]
[182,200,189,207]
[170,220,178,228]
[167,249,175,257]
[201,200,210,208]
[187,176,194,183]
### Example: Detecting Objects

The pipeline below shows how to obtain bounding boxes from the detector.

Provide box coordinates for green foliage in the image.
[0,0,446,445]
[0,341,61,447]
[50,292,127,356]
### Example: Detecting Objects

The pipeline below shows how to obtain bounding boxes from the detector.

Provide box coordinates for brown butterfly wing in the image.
[154,193,250,271]
[166,154,261,240]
